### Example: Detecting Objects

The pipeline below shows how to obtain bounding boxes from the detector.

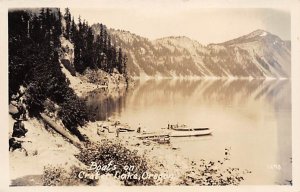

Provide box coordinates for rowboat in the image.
[136,133,170,144]
[118,127,135,132]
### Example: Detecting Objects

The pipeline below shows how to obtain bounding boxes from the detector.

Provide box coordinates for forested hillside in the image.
[63,9,128,76]
[8,8,128,138]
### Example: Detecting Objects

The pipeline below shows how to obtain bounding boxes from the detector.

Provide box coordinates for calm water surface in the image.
[86,79,291,185]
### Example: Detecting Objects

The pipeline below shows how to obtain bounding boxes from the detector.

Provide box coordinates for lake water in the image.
[85,79,292,185]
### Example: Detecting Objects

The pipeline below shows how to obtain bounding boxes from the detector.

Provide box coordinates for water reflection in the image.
[121,79,291,114]
[85,87,126,121]
[85,79,291,185]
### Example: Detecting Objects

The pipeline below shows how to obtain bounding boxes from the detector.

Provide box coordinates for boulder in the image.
[9,104,19,115]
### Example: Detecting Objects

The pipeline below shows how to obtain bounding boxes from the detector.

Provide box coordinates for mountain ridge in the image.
[94,26,290,79]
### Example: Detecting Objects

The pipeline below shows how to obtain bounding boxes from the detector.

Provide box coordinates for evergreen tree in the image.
[123,54,128,77]
[30,14,42,44]
[39,8,46,39]
[102,25,107,53]
[70,17,76,42]
[74,16,85,73]
[85,27,95,69]
[117,47,123,73]
[99,24,104,50]
[95,35,102,69]
[53,9,62,48]
[111,46,117,72]
[64,8,71,39]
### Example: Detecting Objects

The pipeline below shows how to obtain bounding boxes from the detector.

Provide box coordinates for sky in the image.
[68,4,290,45]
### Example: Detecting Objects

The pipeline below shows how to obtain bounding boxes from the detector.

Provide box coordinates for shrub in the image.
[58,94,88,140]
[43,165,97,186]
[75,140,157,186]
[44,99,57,116]
[25,82,47,117]
[58,95,88,127]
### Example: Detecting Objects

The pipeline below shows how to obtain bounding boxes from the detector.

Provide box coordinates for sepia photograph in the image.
[1,0,300,191]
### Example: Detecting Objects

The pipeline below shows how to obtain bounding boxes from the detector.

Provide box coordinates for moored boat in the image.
[118,127,135,132]
[169,128,212,137]
[136,133,170,144]
[167,124,212,137]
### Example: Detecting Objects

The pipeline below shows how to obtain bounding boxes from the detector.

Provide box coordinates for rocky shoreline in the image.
[9,113,250,186]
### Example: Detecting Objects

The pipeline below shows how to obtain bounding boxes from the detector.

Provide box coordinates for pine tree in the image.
[64,8,71,39]
[111,46,117,72]
[70,17,76,42]
[53,9,62,49]
[74,16,86,73]
[106,35,113,72]
[99,24,104,50]
[86,27,95,69]
[30,14,42,43]
[56,8,63,36]
[123,54,128,80]
[45,8,51,37]
[102,25,107,53]
[94,35,100,68]
[117,47,123,73]
[39,8,46,39]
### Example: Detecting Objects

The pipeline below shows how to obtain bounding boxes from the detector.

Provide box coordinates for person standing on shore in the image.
[137,123,141,133]
[12,119,27,138]
[116,127,120,137]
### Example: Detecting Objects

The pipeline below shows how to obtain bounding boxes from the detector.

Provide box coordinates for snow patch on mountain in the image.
[260,32,267,37]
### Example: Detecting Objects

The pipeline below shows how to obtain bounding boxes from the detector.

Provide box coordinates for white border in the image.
[1,0,299,192]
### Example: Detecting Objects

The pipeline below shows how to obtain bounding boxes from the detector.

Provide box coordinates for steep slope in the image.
[108,28,290,79]
[109,29,209,78]
[218,29,291,77]
[153,36,211,77]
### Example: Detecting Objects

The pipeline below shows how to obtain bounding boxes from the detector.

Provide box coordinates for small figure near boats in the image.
[137,125,141,133]
[116,127,120,137]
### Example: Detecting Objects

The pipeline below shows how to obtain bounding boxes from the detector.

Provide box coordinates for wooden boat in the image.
[169,128,212,137]
[136,133,170,144]
[168,125,212,137]
[118,127,135,132]
[114,122,135,132]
